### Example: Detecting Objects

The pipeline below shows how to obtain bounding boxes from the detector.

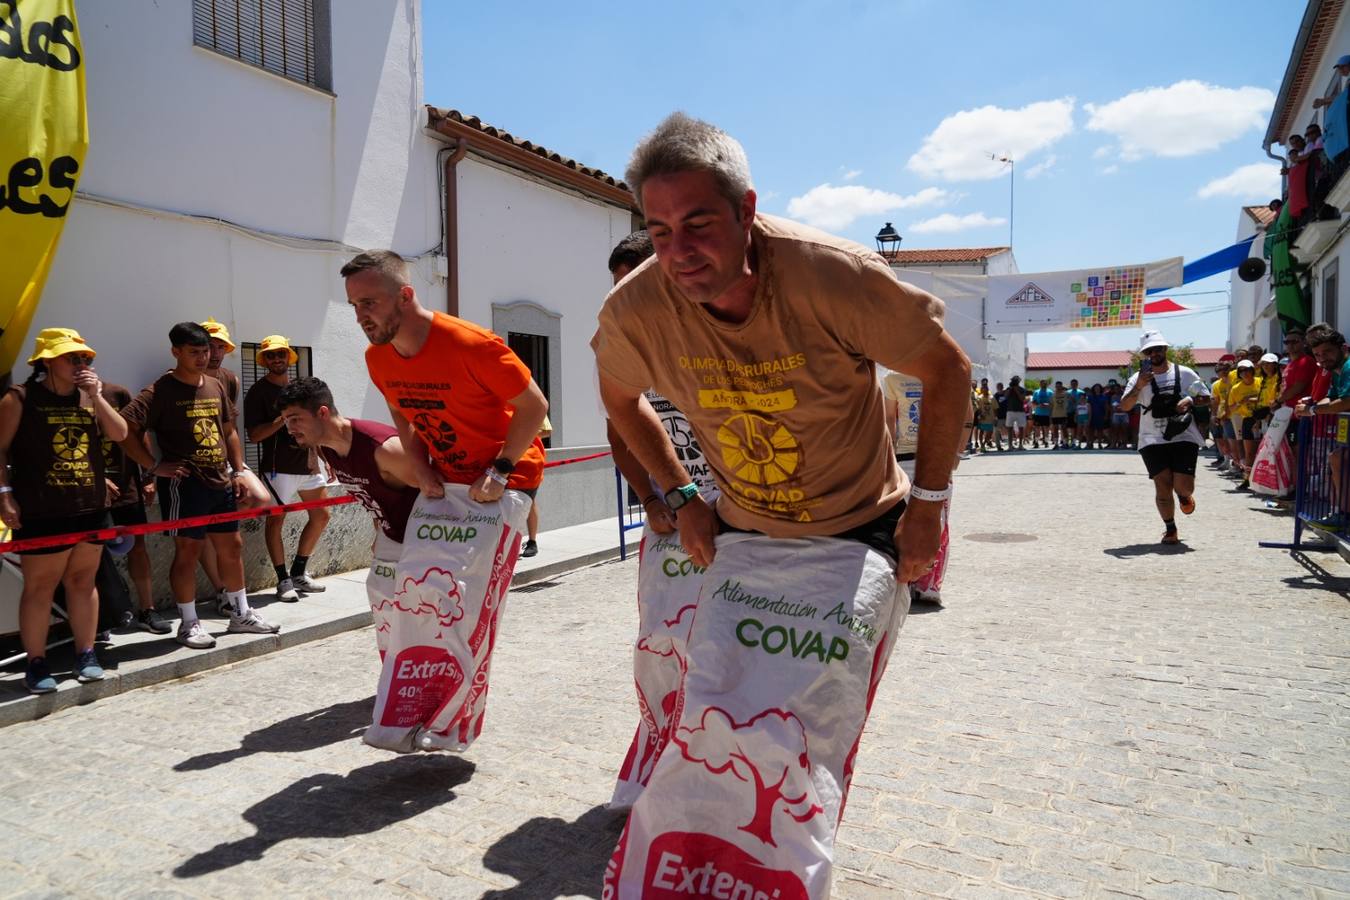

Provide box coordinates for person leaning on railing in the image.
[1297,326,1350,528]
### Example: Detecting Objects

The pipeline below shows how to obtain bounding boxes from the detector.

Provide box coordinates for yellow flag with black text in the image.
[0,0,88,375]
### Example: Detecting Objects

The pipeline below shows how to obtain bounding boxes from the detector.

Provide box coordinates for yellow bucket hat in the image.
[201,317,236,352]
[28,327,96,364]
[255,334,298,366]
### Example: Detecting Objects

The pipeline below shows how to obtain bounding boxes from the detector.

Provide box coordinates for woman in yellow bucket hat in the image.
[0,328,130,693]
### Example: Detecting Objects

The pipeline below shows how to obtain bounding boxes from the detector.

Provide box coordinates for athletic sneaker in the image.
[292,573,326,593]
[177,620,216,649]
[1179,495,1196,516]
[134,608,172,635]
[913,589,942,605]
[74,649,105,683]
[521,539,539,558]
[24,658,57,694]
[228,610,280,635]
[275,578,300,602]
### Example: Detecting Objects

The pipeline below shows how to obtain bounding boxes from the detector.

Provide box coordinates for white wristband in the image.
[908,484,952,503]
[0,485,12,495]
[484,467,508,486]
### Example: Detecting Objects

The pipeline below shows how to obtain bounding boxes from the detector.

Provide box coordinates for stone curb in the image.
[0,544,624,729]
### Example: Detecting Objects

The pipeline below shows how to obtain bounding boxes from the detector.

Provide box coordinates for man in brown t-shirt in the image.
[244,334,331,601]
[121,322,280,649]
[592,113,971,896]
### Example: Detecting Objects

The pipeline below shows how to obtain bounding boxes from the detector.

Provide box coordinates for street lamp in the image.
[875,222,902,257]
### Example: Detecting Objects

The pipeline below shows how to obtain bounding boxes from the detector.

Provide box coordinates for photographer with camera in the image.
[1120,331,1211,545]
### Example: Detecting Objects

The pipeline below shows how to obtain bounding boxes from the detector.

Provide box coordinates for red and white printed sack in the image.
[1251,407,1295,498]
[603,532,908,899]
[364,484,530,754]
[366,531,403,660]
[609,524,705,810]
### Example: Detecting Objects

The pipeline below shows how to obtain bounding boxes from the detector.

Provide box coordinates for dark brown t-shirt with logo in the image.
[7,382,107,516]
[121,373,235,491]
[209,367,240,408]
[244,377,311,475]
[102,383,142,508]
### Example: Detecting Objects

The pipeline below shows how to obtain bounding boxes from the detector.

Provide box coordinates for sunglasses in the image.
[62,353,95,365]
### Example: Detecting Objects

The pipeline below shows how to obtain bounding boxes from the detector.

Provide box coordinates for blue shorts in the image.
[1222,418,1237,439]
[157,477,238,540]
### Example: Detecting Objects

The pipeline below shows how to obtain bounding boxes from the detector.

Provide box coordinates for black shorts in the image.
[1240,416,1260,440]
[109,502,148,527]
[1139,442,1200,479]
[1033,414,1051,426]
[12,510,111,556]
[1051,416,1068,426]
[718,498,906,565]
[158,477,238,539]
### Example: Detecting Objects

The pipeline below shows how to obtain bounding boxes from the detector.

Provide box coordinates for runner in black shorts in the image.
[0,329,129,693]
[1119,330,1211,545]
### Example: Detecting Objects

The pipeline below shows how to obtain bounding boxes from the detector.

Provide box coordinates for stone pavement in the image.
[0,516,629,725]
[1,450,1347,899]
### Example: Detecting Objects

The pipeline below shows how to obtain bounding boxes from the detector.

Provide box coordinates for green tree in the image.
[1118,343,1196,381]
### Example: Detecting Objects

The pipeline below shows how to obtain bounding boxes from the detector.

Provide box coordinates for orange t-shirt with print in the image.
[365,312,545,490]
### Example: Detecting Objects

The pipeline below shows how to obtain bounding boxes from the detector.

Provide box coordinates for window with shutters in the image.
[192,0,332,91]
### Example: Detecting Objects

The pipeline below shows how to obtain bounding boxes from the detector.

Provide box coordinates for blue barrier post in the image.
[1263,414,1342,551]
[616,466,646,560]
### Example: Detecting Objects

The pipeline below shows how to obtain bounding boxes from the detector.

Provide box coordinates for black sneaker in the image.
[25,658,57,694]
[521,539,539,558]
[134,608,173,635]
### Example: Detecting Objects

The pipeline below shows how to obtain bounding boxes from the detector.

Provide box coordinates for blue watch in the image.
[663,482,700,511]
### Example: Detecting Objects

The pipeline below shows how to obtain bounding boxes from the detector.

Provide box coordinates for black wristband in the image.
[641,493,659,507]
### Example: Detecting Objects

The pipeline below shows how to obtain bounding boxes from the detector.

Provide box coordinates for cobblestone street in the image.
[2,450,1347,899]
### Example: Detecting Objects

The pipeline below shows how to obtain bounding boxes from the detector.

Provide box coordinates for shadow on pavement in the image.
[959,471,1129,478]
[1103,543,1196,558]
[174,696,375,771]
[479,804,626,898]
[1287,551,1350,601]
[174,755,475,878]
[909,598,943,615]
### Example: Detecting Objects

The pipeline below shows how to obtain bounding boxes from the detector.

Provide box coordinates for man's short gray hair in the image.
[625,112,753,213]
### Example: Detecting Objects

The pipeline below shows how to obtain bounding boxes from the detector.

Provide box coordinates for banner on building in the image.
[987,264,1149,333]
[0,0,89,375]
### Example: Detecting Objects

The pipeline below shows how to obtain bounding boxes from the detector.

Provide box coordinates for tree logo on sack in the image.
[385,566,465,630]
[636,603,698,661]
[672,707,824,847]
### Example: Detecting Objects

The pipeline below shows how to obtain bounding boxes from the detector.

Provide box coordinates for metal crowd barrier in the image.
[1264,413,1350,551]
[616,467,647,560]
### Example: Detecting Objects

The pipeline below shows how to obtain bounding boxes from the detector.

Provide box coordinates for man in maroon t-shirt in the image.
[276,376,418,657]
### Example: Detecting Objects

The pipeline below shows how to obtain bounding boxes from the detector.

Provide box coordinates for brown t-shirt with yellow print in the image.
[592,213,945,537]
[120,372,235,491]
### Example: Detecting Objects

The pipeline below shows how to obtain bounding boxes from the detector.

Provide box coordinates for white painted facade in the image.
[1228,210,1273,351]
[889,251,1027,387]
[455,156,634,449]
[35,0,441,424]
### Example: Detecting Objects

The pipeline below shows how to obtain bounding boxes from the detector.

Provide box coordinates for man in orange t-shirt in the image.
[344,251,548,499]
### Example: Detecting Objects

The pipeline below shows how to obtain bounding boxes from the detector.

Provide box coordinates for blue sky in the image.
[423,0,1302,352]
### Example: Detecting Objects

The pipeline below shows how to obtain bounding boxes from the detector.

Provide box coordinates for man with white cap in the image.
[1119,330,1210,545]
[244,334,332,600]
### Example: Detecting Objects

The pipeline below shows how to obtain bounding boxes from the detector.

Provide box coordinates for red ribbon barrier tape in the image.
[0,495,356,555]
[1,451,614,553]
[543,450,612,469]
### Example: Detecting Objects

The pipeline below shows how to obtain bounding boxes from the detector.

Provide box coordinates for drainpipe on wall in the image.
[438,139,468,317]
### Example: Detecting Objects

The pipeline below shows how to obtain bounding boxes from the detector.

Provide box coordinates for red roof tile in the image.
[1244,205,1278,227]
[426,106,635,208]
[1028,348,1229,369]
[884,247,1011,264]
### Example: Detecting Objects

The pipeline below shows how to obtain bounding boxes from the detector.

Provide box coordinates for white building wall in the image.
[455,156,633,449]
[33,0,440,424]
[890,251,1024,387]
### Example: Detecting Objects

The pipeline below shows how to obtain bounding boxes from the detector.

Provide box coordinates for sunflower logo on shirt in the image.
[717,412,800,486]
[52,425,89,462]
[193,418,221,448]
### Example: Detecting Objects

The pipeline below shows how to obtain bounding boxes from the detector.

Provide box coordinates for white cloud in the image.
[1101,164,1120,175]
[909,212,1008,234]
[1057,333,1113,351]
[907,98,1075,181]
[1024,154,1057,179]
[1197,162,1282,200]
[786,184,948,231]
[1092,146,1112,160]
[1085,80,1274,160]
[842,168,862,181]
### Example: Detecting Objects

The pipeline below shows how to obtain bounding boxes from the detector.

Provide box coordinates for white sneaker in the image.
[275,578,300,602]
[292,573,326,593]
[228,610,280,634]
[177,620,216,649]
